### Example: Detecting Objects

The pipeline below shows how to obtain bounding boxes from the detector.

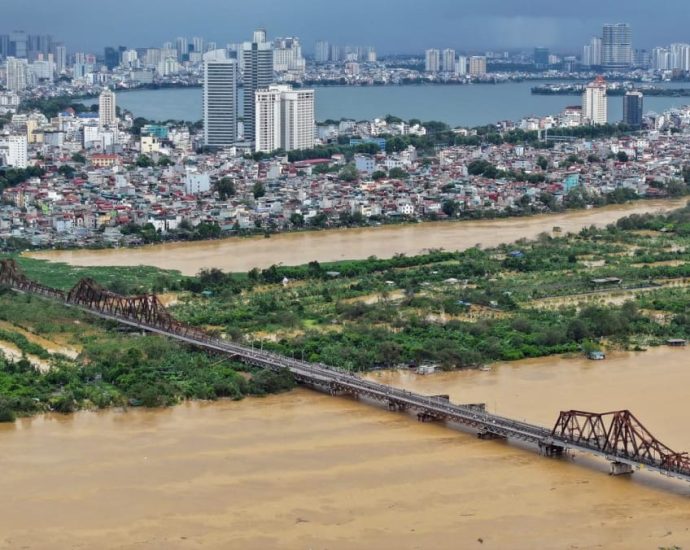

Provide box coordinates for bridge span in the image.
[2,259,689,484]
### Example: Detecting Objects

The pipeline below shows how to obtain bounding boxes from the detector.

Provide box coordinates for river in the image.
[29,198,689,275]
[1,346,689,549]
[112,81,690,127]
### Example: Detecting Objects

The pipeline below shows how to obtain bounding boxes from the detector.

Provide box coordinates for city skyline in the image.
[2,0,690,53]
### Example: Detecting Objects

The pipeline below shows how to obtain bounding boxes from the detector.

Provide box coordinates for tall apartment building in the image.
[582,76,608,125]
[441,49,456,72]
[243,31,274,143]
[4,57,29,91]
[315,41,330,63]
[456,56,467,75]
[255,85,314,153]
[273,37,305,74]
[602,23,632,69]
[0,134,28,168]
[425,49,440,73]
[469,56,487,76]
[623,91,643,129]
[55,44,67,74]
[203,51,237,148]
[98,88,117,128]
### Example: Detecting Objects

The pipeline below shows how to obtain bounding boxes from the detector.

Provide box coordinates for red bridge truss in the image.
[551,410,690,478]
[1,259,689,484]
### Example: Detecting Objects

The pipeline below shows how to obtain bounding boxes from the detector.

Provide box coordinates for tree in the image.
[372,170,387,180]
[617,151,629,162]
[536,156,548,170]
[135,154,154,168]
[338,164,358,182]
[157,156,173,167]
[252,182,266,199]
[289,212,305,227]
[442,199,459,217]
[71,153,86,164]
[214,177,235,200]
[388,167,408,179]
[58,165,76,179]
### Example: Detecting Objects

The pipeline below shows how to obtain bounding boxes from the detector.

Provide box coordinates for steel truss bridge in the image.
[1,259,689,484]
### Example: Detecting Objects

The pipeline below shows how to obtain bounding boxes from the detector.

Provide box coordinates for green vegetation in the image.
[6,202,690,420]
[0,290,294,421]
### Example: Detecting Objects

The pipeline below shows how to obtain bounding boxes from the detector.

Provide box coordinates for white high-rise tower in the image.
[582,76,608,125]
[203,50,237,148]
[98,88,117,128]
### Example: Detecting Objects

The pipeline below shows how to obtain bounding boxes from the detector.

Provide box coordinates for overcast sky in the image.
[3,0,688,53]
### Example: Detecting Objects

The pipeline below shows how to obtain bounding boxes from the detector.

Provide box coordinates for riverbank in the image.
[1,346,689,549]
[28,197,689,274]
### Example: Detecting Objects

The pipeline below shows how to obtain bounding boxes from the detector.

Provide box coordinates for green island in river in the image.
[3,203,690,421]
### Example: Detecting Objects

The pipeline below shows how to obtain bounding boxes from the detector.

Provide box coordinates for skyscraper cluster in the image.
[582,24,632,69]
[424,49,477,76]
[203,30,315,152]
[313,41,376,64]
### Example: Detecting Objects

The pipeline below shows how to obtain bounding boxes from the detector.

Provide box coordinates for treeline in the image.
[0,329,295,422]
[0,166,45,192]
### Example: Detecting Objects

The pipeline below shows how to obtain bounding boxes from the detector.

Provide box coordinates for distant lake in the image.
[112,81,690,127]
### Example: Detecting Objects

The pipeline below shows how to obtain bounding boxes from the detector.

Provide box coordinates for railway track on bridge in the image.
[1,259,689,485]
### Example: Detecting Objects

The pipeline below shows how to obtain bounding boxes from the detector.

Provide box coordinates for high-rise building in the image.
[242,31,274,143]
[55,44,67,74]
[583,37,602,67]
[254,84,315,153]
[425,49,440,73]
[253,29,267,44]
[623,91,643,129]
[280,86,315,152]
[0,35,10,59]
[602,24,632,69]
[469,56,487,76]
[315,41,330,63]
[9,31,28,58]
[273,37,305,74]
[0,134,28,168]
[442,49,456,72]
[176,37,189,60]
[192,37,204,54]
[104,46,125,70]
[98,88,117,128]
[203,50,237,148]
[456,56,467,75]
[582,76,608,125]
[4,57,29,91]
[669,43,690,71]
[254,87,282,153]
[534,47,550,68]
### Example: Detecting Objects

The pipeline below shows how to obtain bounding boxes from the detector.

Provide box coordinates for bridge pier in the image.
[417,412,438,422]
[539,442,565,457]
[477,429,506,440]
[388,401,406,411]
[609,461,634,476]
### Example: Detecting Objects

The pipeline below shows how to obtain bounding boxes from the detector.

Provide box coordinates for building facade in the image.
[425,49,440,73]
[98,88,117,128]
[602,23,632,69]
[254,85,314,153]
[243,33,274,143]
[203,52,238,147]
[623,91,643,129]
[469,56,487,76]
[582,76,608,125]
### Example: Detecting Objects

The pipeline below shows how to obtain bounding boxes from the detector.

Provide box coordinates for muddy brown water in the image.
[1,347,689,549]
[27,199,689,275]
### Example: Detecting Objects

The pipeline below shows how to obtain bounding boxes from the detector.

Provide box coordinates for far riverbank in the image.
[27,197,689,275]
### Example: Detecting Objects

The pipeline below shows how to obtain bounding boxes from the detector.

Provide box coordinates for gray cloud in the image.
[2,0,688,53]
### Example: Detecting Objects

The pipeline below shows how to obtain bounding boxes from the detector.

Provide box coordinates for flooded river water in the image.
[1,347,689,549]
[28,198,689,274]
